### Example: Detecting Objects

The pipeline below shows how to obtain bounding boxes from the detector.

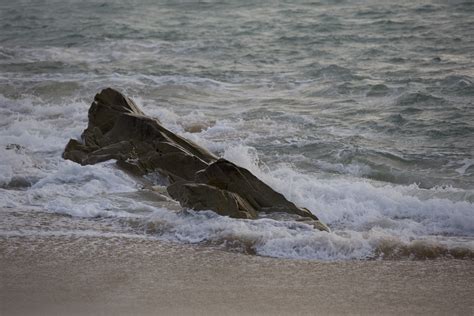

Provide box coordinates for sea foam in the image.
[1,92,473,260]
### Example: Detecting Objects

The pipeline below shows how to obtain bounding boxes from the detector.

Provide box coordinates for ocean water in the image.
[1,0,473,260]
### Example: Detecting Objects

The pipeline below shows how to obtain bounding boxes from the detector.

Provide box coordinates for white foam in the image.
[122,204,473,260]
[314,160,373,177]
[1,93,473,260]
[27,161,138,216]
[222,145,474,236]
[455,158,474,175]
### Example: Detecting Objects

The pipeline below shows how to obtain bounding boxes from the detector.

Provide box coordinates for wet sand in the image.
[1,232,473,316]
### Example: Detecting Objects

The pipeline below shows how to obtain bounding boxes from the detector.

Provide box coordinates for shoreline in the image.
[2,234,473,315]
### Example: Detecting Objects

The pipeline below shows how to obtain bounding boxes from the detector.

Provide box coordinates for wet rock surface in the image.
[63,88,328,231]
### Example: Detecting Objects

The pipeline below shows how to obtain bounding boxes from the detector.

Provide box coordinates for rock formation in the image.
[63,88,329,232]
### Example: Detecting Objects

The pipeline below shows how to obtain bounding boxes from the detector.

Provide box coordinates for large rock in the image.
[63,88,329,232]
[64,88,217,181]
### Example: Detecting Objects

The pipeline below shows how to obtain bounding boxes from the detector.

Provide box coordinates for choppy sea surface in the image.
[1,0,473,260]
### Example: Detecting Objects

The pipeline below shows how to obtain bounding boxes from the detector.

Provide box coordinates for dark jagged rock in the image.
[167,181,258,219]
[195,159,318,220]
[63,88,217,181]
[63,88,329,232]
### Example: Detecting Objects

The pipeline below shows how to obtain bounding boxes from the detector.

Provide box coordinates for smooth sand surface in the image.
[1,233,473,316]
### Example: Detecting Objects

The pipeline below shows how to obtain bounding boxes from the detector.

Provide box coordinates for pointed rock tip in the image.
[94,87,144,115]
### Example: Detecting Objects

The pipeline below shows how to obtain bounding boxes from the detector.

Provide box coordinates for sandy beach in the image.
[1,210,473,316]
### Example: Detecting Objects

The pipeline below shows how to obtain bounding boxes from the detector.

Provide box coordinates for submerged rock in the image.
[63,88,329,232]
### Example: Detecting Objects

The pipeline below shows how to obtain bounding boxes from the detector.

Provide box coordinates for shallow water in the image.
[1,0,473,260]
